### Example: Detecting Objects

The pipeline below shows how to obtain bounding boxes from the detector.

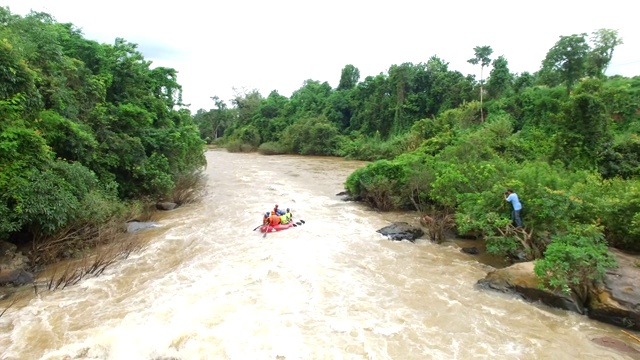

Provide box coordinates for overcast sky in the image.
[5,0,640,112]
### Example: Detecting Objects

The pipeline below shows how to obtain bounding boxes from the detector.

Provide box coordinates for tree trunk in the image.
[480,66,484,122]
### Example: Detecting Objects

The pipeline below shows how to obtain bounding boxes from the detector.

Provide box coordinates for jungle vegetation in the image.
[195,28,638,297]
[0,8,205,267]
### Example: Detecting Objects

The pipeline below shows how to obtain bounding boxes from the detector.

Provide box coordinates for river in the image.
[0,150,635,359]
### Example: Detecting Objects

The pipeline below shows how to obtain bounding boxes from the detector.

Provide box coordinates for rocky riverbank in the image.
[376,221,640,333]
[476,248,640,331]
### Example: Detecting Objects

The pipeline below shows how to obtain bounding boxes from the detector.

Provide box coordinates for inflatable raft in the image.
[260,223,295,233]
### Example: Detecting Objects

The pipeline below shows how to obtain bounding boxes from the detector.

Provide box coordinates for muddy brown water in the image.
[0,150,638,359]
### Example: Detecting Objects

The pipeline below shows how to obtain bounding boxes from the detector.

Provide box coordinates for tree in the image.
[513,72,535,93]
[209,95,231,140]
[587,29,623,77]
[553,80,611,169]
[539,34,589,93]
[337,64,360,90]
[467,45,493,121]
[486,55,513,98]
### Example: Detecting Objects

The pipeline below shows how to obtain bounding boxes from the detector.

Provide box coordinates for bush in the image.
[225,139,255,153]
[3,163,81,236]
[280,116,340,155]
[336,132,409,161]
[345,159,408,210]
[225,125,261,153]
[571,177,640,251]
[534,224,617,303]
[258,141,288,155]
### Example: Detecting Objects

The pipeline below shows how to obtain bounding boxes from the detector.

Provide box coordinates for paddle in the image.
[263,225,271,238]
[291,220,305,227]
[252,224,263,231]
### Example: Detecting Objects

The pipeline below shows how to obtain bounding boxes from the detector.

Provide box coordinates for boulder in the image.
[377,222,424,242]
[0,269,34,286]
[461,247,480,255]
[478,252,640,330]
[0,241,17,256]
[156,202,178,211]
[336,190,358,202]
[0,240,29,272]
[477,261,584,314]
[587,249,640,330]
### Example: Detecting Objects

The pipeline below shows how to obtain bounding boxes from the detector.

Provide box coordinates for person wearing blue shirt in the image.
[504,189,524,228]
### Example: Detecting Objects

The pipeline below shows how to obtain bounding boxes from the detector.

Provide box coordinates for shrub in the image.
[225,139,242,152]
[345,159,408,210]
[534,224,617,303]
[571,177,640,251]
[281,116,340,155]
[420,211,455,243]
[337,132,410,161]
[9,166,81,236]
[258,141,288,155]
[225,139,255,153]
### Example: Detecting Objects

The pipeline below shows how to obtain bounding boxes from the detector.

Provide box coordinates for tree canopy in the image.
[0,7,205,247]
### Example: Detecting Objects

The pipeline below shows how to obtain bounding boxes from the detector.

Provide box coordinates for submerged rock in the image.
[461,247,480,255]
[591,336,640,354]
[126,221,160,233]
[156,202,178,211]
[0,269,34,286]
[377,222,424,242]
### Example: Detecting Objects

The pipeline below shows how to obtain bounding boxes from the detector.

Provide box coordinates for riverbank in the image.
[376,216,640,333]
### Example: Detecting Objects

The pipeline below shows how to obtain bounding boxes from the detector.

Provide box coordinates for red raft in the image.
[259,223,295,233]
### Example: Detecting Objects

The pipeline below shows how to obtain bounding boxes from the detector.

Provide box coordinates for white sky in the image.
[4,0,640,112]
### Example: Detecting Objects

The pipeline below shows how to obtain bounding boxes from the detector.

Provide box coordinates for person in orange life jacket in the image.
[267,212,281,226]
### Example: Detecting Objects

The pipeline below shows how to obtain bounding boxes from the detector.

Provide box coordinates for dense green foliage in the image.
[0,8,205,250]
[194,28,638,296]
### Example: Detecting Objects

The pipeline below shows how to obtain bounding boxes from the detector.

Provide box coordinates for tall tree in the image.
[539,34,589,94]
[587,28,623,77]
[467,45,493,121]
[209,96,232,140]
[486,55,513,98]
[337,64,360,90]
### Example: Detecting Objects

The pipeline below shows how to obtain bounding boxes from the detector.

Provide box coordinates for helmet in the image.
[286,208,290,212]
[275,204,279,208]
[264,212,270,217]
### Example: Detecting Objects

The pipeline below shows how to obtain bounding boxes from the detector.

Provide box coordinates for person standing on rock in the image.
[504,189,524,228]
